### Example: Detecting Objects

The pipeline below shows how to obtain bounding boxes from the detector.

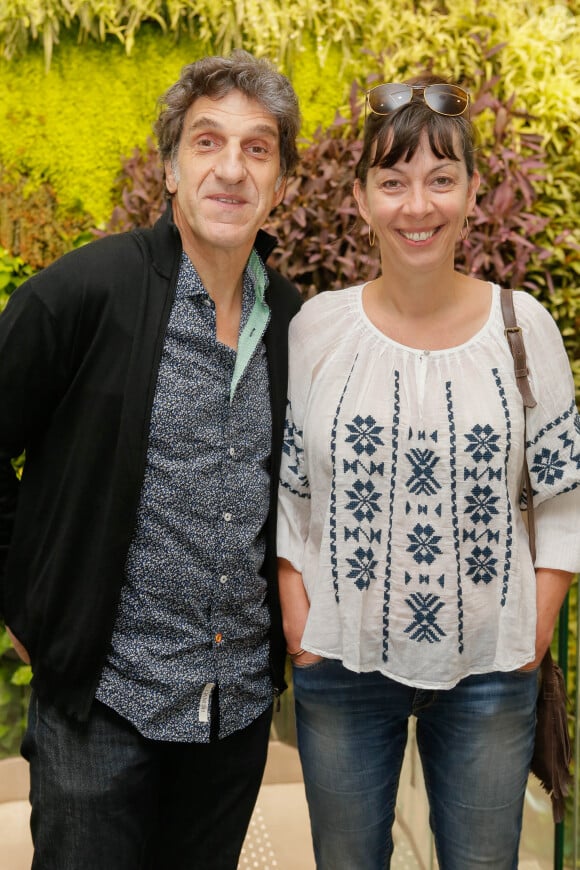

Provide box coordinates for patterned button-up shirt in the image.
[97,250,273,741]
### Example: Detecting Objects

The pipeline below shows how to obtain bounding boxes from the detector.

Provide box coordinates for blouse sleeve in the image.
[277,315,312,574]
[517,292,580,567]
[534,489,580,572]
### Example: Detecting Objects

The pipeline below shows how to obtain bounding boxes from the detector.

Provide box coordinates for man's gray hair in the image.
[155,50,301,179]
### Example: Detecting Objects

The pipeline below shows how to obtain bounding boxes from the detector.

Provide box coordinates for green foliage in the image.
[0,627,31,760]
[0,0,576,83]
[102,138,166,233]
[0,3,578,234]
[0,246,34,312]
[0,167,93,271]
[0,27,209,224]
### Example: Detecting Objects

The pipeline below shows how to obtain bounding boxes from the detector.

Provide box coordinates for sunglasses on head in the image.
[366,83,470,118]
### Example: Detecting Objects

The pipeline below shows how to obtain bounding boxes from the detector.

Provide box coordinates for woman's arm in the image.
[278,557,322,666]
[520,567,574,670]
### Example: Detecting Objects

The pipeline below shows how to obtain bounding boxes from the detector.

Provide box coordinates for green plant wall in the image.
[0,25,342,225]
[3,1,577,378]
[0,2,578,228]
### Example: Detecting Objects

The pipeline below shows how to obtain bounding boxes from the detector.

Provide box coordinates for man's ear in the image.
[165,159,178,195]
[272,175,287,208]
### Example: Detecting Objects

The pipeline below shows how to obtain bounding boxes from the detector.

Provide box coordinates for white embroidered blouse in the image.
[277,283,580,689]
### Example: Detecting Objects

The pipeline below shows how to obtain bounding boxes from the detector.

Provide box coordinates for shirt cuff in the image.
[534,487,580,572]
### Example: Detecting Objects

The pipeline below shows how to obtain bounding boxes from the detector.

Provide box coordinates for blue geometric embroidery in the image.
[404,593,446,643]
[464,466,502,482]
[559,429,580,469]
[466,545,498,584]
[382,370,400,662]
[345,527,382,544]
[407,523,443,565]
[281,402,310,498]
[531,447,566,486]
[330,358,358,604]
[344,479,382,523]
[405,448,442,495]
[526,400,577,446]
[463,414,505,596]
[342,405,385,597]
[525,403,580,498]
[446,381,464,654]
[464,484,500,524]
[345,416,384,456]
[492,368,512,606]
[463,528,500,545]
[346,547,379,591]
[464,424,501,463]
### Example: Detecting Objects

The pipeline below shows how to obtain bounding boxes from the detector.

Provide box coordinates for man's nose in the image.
[213,143,247,183]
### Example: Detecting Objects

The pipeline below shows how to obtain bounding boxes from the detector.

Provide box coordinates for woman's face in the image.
[354,128,480,275]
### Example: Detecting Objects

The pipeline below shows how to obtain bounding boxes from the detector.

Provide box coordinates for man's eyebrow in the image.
[187,117,279,139]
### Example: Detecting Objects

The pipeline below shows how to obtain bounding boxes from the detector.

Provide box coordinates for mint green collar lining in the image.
[230,249,270,402]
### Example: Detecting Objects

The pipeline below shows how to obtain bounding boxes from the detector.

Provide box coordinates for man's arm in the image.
[0,446,31,662]
[0,447,21,617]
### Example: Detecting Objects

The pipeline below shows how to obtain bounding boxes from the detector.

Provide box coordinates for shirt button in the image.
[219,575,228,585]
[229,446,236,457]
[215,633,223,644]
[203,298,211,307]
[223,511,232,522]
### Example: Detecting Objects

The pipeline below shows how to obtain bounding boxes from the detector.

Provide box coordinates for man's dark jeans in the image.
[22,693,272,869]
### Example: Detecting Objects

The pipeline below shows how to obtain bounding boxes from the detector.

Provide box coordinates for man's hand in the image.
[6,626,31,664]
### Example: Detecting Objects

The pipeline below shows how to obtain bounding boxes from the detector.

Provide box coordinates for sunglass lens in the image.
[424,84,469,116]
[368,84,413,115]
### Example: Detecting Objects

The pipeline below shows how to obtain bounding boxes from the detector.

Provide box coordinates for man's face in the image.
[165,90,286,262]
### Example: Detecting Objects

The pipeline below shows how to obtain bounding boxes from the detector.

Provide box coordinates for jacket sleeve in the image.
[0,280,70,612]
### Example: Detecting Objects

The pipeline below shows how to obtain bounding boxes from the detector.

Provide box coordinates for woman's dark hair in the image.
[355,73,476,185]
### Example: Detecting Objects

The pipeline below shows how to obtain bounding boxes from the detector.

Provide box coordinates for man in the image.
[0,51,301,869]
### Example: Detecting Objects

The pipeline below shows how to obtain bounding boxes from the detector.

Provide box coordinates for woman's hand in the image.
[289,649,324,667]
[520,567,573,670]
[278,557,323,665]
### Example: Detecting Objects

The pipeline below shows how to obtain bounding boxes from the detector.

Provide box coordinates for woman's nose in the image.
[403,184,432,216]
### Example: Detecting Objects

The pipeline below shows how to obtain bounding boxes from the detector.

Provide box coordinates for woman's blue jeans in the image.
[293,659,539,870]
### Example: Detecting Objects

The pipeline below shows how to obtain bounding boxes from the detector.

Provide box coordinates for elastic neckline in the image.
[356,281,498,357]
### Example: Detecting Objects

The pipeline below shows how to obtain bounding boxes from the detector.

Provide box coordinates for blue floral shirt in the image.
[97,250,273,740]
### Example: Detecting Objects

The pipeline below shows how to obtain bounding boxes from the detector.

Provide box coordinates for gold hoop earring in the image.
[368,226,376,247]
[460,217,470,241]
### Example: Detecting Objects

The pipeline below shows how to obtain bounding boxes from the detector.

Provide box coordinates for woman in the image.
[277,75,580,869]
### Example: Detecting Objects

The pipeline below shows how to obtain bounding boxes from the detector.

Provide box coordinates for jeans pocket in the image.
[292,657,327,672]
[513,665,541,678]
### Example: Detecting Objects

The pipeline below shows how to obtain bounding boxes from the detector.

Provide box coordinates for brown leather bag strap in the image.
[499,287,537,562]
[500,288,537,410]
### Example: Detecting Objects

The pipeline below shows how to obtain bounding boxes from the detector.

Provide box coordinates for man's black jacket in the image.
[0,206,301,720]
